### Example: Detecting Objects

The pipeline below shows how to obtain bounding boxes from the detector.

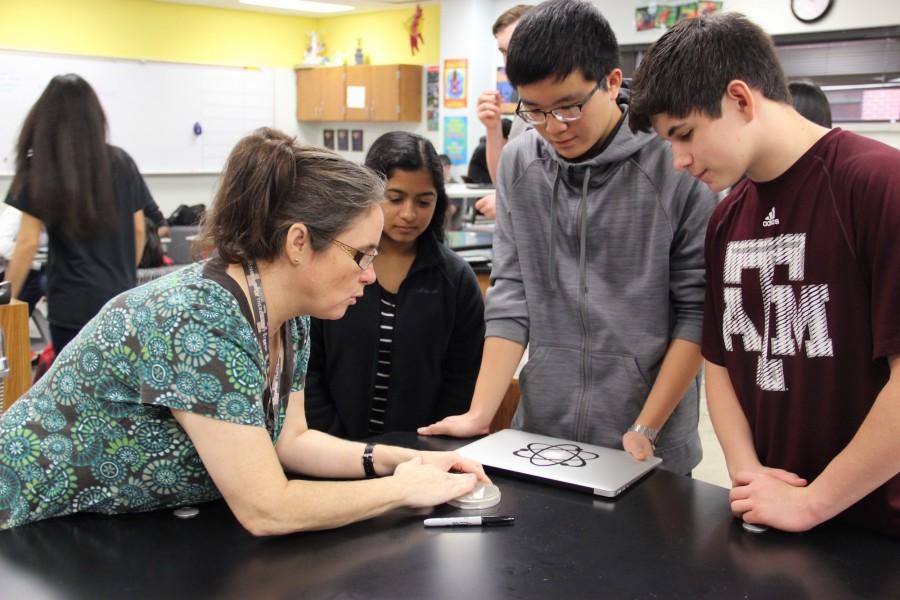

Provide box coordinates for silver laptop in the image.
[457,429,662,498]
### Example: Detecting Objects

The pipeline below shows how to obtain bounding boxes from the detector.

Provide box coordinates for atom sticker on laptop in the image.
[458,429,662,497]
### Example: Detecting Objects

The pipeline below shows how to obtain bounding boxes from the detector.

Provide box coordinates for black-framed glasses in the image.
[330,238,378,270]
[515,84,602,125]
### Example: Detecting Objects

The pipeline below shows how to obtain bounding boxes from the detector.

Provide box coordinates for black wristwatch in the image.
[362,443,377,478]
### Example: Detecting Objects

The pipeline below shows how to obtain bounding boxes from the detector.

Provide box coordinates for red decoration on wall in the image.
[406,4,425,55]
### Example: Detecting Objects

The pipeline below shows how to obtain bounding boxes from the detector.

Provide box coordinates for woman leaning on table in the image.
[0,127,486,535]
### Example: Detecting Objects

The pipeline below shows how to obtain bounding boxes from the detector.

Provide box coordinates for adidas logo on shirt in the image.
[762,207,780,227]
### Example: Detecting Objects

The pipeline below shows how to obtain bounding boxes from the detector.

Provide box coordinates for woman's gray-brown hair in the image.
[198,128,384,264]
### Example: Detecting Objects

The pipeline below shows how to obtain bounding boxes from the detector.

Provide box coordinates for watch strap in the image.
[628,423,660,446]
[362,443,377,478]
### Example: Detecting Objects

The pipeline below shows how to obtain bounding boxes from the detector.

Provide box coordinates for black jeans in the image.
[49,324,80,355]
[19,268,46,315]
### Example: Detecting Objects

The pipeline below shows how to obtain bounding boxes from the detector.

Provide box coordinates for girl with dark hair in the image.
[305,131,485,439]
[3,74,152,352]
[1,127,486,533]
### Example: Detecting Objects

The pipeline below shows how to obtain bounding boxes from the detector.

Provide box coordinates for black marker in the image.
[423,516,515,527]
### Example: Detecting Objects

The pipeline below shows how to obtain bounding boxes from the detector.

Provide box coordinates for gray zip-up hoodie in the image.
[486,104,717,475]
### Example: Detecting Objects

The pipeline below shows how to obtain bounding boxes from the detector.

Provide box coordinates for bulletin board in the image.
[0,49,275,175]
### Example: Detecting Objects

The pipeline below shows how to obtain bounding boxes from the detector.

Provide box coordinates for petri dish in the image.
[173,506,200,519]
[741,521,768,534]
[447,482,501,509]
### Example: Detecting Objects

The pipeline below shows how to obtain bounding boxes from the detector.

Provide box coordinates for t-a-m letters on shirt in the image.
[721,231,832,392]
[705,129,900,403]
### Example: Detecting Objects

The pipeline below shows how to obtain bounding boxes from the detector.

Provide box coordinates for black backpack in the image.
[139,217,165,269]
[168,204,206,226]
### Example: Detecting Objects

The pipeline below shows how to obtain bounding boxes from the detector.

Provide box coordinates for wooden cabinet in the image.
[344,65,370,121]
[320,67,345,121]
[370,64,421,122]
[296,68,346,121]
[295,64,421,122]
[296,68,321,120]
[0,300,32,412]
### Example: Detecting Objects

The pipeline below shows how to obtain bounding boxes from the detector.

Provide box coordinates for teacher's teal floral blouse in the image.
[0,259,309,530]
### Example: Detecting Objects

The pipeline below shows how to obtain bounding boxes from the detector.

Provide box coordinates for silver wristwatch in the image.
[628,423,660,446]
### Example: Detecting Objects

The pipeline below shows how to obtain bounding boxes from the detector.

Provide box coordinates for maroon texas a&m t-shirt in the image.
[702,129,900,536]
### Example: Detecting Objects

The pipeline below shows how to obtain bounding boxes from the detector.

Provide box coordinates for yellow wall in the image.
[0,0,306,67]
[317,4,439,66]
[0,0,439,68]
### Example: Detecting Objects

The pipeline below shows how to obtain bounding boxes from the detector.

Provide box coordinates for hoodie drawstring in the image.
[549,162,562,291]
[579,166,590,294]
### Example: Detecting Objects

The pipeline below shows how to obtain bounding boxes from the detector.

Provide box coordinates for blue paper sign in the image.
[444,116,468,166]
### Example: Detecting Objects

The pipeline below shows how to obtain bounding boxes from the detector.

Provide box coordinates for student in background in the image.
[467,118,512,185]
[4,74,150,353]
[139,198,176,269]
[144,198,171,240]
[789,80,833,128]
[420,0,716,477]
[306,131,485,440]
[473,3,532,219]
[0,127,487,533]
[438,153,455,184]
[0,206,46,315]
[629,13,899,536]
[467,137,491,184]
[438,152,464,229]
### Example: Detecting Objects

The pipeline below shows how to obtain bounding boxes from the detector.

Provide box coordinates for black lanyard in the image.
[242,259,284,436]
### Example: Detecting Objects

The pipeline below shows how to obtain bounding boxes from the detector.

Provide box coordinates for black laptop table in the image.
[0,432,895,599]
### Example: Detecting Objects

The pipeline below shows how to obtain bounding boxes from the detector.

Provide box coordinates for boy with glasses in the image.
[420,0,716,476]
[628,13,899,536]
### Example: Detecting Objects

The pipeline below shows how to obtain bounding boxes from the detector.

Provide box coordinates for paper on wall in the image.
[347,85,366,109]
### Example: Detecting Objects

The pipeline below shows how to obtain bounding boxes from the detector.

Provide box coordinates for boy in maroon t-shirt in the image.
[628,13,900,537]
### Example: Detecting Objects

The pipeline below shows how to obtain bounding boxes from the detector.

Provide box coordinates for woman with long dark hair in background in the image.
[3,73,151,353]
[305,131,485,439]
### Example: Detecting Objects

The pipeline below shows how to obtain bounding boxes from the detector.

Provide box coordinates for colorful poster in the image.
[496,67,518,114]
[636,1,721,31]
[426,65,440,131]
[443,116,467,166]
[444,59,468,109]
[677,2,698,20]
[655,5,678,28]
[635,7,655,31]
[698,1,722,16]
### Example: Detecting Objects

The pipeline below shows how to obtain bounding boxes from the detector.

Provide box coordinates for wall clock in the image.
[791,0,834,23]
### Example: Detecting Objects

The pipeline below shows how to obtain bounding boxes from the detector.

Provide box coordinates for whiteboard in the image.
[0,49,275,175]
